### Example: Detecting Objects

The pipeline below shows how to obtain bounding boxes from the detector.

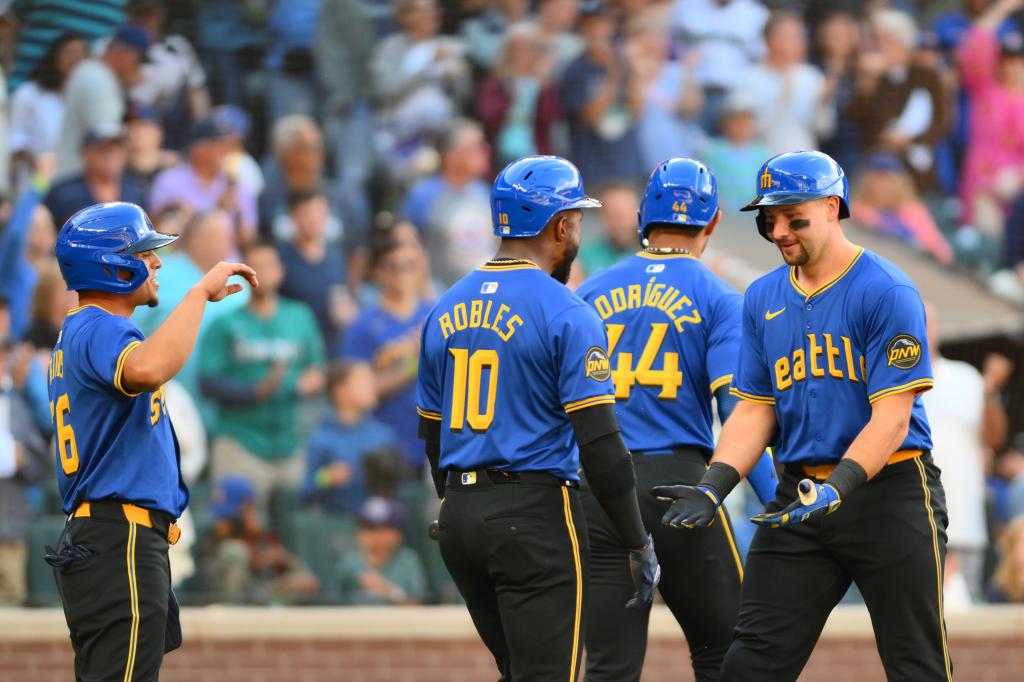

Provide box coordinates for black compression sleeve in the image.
[418,416,445,498]
[570,403,647,548]
[714,384,739,425]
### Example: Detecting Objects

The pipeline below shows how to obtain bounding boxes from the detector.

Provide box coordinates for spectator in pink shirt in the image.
[957,0,1024,235]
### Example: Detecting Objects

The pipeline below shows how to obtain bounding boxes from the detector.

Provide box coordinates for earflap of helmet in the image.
[60,251,150,293]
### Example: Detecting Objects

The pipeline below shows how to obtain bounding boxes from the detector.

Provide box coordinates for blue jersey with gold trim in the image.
[576,251,741,454]
[47,304,188,516]
[732,247,933,464]
[416,259,615,480]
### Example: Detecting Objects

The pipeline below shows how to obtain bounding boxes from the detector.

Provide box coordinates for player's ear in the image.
[704,209,722,238]
[825,196,840,222]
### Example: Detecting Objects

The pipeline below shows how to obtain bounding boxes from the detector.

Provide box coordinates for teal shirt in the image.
[199,299,326,459]
[336,546,427,605]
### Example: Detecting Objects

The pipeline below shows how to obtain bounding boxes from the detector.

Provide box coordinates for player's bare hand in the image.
[196,261,258,302]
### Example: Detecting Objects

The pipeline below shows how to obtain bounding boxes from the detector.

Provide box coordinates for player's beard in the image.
[551,242,579,284]
[777,240,810,266]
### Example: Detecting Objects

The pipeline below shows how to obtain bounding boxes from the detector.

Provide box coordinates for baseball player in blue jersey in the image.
[654,151,949,681]
[416,155,661,682]
[45,202,257,680]
[576,158,777,682]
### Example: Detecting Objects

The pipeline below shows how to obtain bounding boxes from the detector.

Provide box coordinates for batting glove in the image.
[651,484,720,528]
[750,479,840,528]
[626,534,661,609]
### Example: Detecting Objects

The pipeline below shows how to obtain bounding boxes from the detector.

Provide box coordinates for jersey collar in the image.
[789,246,864,300]
[635,250,696,260]
[478,258,540,271]
[66,303,115,317]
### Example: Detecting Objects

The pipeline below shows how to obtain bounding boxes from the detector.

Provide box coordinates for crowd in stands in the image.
[1,0,1024,608]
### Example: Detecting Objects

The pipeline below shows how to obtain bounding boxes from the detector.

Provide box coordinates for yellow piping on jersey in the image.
[477,259,540,271]
[867,377,934,403]
[67,303,116,317]
[113,341,143,398]
[789,246,864,300]
[728,387,775,405]
[635,250,696,260]
[709,374,733,394]
[416,406,443,421]
[564,394,616,413]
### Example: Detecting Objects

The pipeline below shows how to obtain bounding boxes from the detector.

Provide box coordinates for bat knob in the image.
[797,480,817,506]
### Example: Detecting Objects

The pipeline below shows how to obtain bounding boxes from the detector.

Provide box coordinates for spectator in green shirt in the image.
[336,496,427,605]
[577,180,640,277]
[200,241,326,511]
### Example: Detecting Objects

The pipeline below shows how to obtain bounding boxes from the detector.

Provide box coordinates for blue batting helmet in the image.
[491,156,602,238]
[741,150,850,241]
[55,202,178,293]
[638,158,719,245]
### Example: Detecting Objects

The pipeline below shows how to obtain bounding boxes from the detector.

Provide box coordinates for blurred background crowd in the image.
[1,0,1024,610]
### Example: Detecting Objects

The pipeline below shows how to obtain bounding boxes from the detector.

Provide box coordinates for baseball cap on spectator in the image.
[579,0,607,17]
[212,105,251,139]
[357,496,405,531]
[720,92,758,117]
[1001,31,1024,57]
[188,114,235,146]
[209,476,255,521]
[83,122,126,148]
[865,153,904,174]
[109,25,151,61]
[124,103,161,124]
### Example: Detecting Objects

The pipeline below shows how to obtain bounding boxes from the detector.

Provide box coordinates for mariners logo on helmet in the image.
[585,346,612,381]
[886,335,922,369]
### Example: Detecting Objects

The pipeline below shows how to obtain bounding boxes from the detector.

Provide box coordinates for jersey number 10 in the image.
[606,323,683,399]
[448,348,498,431]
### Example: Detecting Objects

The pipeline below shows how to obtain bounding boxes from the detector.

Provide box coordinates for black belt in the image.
[446,469,579,489]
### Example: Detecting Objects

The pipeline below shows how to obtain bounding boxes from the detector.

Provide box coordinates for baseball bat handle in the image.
[797,479,817,506]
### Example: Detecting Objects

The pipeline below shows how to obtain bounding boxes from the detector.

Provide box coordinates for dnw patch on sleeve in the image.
[585,346,611,381]
[886,334,922,369]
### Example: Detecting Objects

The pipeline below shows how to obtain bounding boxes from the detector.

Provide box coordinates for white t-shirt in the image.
[9,81,65,155]
[672,0,768,89]
[731,62,831,155]
[922,357,988,551]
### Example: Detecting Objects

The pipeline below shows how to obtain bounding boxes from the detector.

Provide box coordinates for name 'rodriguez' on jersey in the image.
[731,247,934,465]
[416,259,616,481]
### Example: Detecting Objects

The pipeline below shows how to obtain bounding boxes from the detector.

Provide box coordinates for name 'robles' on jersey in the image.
[436,298,525,341]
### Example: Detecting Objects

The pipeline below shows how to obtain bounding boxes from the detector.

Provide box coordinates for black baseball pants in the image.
[581,447,744,682]
[437,470,588,682]
[52,501,176,681]
[721,453,951,682]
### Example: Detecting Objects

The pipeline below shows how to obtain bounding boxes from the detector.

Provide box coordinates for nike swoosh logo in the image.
[765,307,786,320]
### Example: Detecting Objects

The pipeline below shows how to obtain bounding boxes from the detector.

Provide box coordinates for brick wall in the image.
[2,607,1023,681]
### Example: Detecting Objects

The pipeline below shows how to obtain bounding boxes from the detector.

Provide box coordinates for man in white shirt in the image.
[922,305,1011,602]
[729,10,834,155]
[671,0,769,133]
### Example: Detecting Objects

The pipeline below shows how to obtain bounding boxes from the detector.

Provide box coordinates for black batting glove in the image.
[651,484,720,528]
[626,534,661,609]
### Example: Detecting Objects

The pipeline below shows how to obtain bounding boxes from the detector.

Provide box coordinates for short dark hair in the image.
[369,235,405,269]
[646,223,705,239]
[286,187,326,212]
[240,238,277,262]
[436,118,483,155]
[327,359,368,391]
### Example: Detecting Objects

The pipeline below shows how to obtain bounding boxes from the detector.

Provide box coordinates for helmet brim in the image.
[565,196,603,210]
[740,192,829,212]
[123,231,179,254]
